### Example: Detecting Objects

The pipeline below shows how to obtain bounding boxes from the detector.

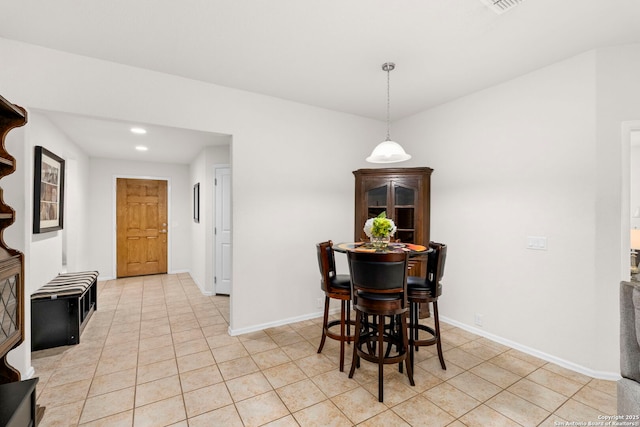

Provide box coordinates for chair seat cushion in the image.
[330,274,351,290]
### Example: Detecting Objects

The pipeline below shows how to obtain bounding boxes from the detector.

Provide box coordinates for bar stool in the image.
[408,241,447,371]
[316,240,355,372]
[347,250,414,402]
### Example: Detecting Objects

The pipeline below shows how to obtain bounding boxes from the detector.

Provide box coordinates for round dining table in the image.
[332,241,431,256]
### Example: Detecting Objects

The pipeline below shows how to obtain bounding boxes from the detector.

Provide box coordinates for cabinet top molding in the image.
[353,167,433,176]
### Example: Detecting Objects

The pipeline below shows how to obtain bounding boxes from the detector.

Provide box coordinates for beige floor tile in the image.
[460,340,504,361]
[187,404,244,427]
[137,358,179,384]
[218,355,261,380]
[448,371,503,402]
[572,384,617,414]
[235,390,291,427]
[137,344,175,366]
[135,375,182,407]
[553,398,604,423]
[489,352,538,377]
[38,400,84,427]
[310,369,360,398]
[251,348,292,370]
[295,353,337,377]
[89,368,137,397]
[292,400,353,427]
[458,404,522,427]
[47,361,97,387]
[486,390,550,427]
[176,349,215,373]
[359,409,412,427]
[332,386,387,424]
[587,378,617,397]
[470,361,522,388]
[423,381,481,418]
[179,364,224,392]
[79,386,135,424]
[32,274,615,427]
[542,362,591,385]
[183,381,233,418]
[507,378,568,412]
[78,410,133,427]
[95,353,138,377]
[263,361,309,388]
[37,378,92,407]
[174,337,209,357]
[211,342,249,363]
[526,367,584,397]
[133,395,186,426]
[391,394,456,427]
[277,378,327,412]
[443,347,484,370]
[226,371,274,402]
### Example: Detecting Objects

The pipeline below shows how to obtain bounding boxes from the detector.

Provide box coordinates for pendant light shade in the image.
[366,62,411,164]
[366,140,411,163]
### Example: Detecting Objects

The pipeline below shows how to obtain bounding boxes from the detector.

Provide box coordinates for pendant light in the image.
[366,62,411,164]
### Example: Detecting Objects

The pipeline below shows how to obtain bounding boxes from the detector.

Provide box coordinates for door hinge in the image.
[214,227,217,235]
[215,178,217,185]
[214,276,217,284]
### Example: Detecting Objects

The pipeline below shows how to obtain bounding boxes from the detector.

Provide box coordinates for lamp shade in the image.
[631,229,640,250]
[366,140,412,164]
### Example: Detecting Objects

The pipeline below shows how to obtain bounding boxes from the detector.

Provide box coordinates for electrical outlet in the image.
[474,313,484,327]
[527,236,547,250]
[316,297,323,309]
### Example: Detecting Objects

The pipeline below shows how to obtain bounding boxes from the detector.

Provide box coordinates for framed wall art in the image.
[193,182,200,223]
[33,146,65,233]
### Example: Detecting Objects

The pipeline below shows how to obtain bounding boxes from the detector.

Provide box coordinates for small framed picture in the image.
[33,146,65,233]
[193,183,200,223]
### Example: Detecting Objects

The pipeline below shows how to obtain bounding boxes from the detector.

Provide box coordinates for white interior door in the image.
[215,167,232,295]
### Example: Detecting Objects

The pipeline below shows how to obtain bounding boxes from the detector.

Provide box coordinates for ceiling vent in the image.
[479,0,525,14]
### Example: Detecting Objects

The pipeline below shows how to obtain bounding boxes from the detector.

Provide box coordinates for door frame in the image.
[214,164,231,295]
[112,174,172,279]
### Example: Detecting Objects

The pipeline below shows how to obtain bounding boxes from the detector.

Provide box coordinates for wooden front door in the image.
[116,178,168,277]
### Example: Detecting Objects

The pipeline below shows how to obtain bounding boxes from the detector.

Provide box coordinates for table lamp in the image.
[631,229,640,279]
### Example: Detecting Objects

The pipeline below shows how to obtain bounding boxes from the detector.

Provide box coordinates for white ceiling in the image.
[1,0,639,162]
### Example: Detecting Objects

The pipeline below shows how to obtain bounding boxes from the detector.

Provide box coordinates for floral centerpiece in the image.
[363,211,397,249]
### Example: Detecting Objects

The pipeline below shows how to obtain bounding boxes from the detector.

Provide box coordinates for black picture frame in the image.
[193,183,200,223]
[33,146,65,233]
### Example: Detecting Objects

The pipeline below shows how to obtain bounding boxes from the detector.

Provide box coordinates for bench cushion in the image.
[31,271,99,300]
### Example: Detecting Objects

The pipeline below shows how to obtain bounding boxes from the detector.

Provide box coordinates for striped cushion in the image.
[32,271,99,300]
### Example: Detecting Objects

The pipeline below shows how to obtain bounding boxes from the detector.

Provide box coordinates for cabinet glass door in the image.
[366,185,388,219]
[394,184,416,243]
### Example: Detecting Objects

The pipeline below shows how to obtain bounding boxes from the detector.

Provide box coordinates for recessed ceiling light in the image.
[135,146,148,151]
[131,127,147,135]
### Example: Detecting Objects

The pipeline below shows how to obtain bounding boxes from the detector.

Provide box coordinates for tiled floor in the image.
[32,273,617,426]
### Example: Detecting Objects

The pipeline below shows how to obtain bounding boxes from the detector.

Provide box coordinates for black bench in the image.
[31,271,98,351]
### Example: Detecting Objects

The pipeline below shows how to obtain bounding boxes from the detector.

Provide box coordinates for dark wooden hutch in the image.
[353,167,433,276]
[0,95,39,427]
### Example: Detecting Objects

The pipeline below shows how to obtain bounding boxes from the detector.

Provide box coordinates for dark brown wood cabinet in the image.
[353,167,433,276]
[0,95,27,384]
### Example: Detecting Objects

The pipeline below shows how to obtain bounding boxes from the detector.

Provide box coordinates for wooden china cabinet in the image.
[0,95,39,427]
[353,167,433,277]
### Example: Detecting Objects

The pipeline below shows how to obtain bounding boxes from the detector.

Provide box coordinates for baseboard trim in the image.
[441,315,621,381]
[228,309,330,336]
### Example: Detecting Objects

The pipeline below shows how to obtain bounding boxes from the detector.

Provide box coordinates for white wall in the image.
[189,145,231,295]
[394,46,640,376]
[0,38,383,343]
[88,158,191,278]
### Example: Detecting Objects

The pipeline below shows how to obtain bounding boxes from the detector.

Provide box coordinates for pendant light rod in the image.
[382,62,395,141]
[366,61,411,164]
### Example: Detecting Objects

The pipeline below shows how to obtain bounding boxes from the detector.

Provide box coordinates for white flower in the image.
[363,213,397,238]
